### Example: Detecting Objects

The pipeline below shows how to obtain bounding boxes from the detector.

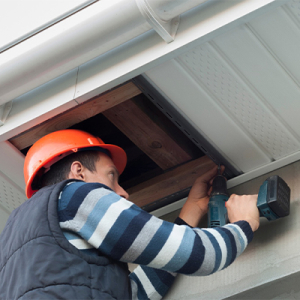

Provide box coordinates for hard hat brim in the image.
[24,130,127,198]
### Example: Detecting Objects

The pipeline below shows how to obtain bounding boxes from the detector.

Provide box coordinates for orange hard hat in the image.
[24,129,127,198]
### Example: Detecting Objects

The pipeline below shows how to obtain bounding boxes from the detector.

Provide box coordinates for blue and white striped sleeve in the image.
[130,265,176,300]
[59,182,253,299]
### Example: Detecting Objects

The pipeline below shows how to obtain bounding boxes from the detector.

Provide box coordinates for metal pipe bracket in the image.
[0,101,13,127]
[135,0,180,43]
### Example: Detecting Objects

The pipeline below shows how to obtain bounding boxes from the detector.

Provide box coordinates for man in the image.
[0,129,259,299]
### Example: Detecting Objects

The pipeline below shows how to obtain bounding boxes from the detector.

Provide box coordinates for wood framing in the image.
[103,99,193,170]
[8,79,210,212]
[127,156,215,207]
[9,82,141,150]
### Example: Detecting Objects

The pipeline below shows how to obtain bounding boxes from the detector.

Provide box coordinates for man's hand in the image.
[178,165,260,231]
[179,165,221,227]
[226,194,260,232]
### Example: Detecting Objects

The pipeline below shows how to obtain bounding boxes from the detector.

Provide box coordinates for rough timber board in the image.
[9,82,141,150]
[128,156,215,208]
[7,80,207,210]
[103,98,193,170]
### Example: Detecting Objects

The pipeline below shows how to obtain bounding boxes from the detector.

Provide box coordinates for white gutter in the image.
[0,0,98,53]
[0,0,208,106]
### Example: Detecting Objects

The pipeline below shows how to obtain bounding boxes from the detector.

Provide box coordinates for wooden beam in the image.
[9,82,141,150]
[103,99,193,170]
[127,156,215,207]
[132,94,203,159]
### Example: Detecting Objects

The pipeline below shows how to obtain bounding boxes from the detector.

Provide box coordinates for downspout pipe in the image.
[0,0,209,106]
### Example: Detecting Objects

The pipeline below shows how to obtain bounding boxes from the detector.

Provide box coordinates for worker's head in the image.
[24,129,128,199]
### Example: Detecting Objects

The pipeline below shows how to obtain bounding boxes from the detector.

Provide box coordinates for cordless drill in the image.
[208,169,290,228]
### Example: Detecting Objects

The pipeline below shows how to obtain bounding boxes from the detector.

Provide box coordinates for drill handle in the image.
[208,194,229,228]
[208,174,229,228]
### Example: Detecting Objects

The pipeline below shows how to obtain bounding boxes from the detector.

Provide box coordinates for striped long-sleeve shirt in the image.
[58,181,253,299]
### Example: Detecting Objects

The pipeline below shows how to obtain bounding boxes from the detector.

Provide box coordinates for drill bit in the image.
[217,164,221,175]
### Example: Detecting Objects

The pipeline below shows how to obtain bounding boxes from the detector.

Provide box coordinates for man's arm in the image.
[59,180,254,273]
[58,170,257,299]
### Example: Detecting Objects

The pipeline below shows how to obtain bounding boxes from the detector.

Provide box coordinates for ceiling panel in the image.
[248,5,300,84]
[0,173,26,213]
[212,21,300,142]
[177,43,300,160]
[144,59,272,173]
[287,0,300,19]
[144,0,300,174]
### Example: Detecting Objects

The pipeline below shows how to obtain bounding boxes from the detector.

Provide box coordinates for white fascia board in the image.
[0,69,78,142]
[0,0,286,142]
[152,149,300,218]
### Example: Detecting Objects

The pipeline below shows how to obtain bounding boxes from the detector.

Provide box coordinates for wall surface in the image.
[162,160,300,300]
[0,208,9,233]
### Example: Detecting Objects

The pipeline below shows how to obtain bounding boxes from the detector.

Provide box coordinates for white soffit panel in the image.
[144,60,272,173]
[0,142,25,190]
[0,174,26,214]
[178,43,300,160]
[0,141,26,216]
[212,5,300,141]
[0,208,9,233]
[248,3,300,84]
[144,0,300,173]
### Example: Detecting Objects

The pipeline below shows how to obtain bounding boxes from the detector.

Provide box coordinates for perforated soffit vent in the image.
[0,172,26,213]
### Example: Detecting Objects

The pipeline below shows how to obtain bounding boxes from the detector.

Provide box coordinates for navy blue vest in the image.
[0,180,132,299]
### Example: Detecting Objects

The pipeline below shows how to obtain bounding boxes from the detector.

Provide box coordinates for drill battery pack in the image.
[257,175,290,221]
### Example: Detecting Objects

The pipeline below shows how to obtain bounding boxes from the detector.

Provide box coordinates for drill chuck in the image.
[211,175,228,197]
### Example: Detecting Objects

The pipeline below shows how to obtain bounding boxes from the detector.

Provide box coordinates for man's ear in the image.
[68,161,86,181]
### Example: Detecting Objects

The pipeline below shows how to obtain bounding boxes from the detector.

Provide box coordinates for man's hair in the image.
[41,150,100,187]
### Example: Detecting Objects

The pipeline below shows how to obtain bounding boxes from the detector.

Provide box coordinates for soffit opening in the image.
[10,81,211,211]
